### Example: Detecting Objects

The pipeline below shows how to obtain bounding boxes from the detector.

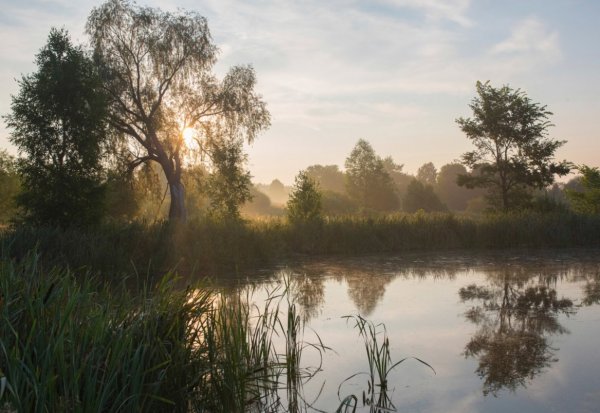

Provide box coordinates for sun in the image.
[182,127,197,149]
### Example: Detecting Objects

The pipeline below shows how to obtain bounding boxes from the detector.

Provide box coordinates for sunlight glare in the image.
[182,127,198,149]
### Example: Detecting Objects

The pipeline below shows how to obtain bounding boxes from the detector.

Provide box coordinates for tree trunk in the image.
[168,180,187,222]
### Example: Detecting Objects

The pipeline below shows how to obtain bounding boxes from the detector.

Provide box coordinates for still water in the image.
[215,249,600,413]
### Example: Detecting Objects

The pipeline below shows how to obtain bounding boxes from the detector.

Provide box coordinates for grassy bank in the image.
[2,211,600,277]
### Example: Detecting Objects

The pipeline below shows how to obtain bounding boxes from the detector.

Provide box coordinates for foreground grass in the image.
[0,253,330,412]
[2,211,600,277]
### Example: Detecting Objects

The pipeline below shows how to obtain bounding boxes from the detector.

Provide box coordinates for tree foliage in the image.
[416,162,437,186]
[204,137,252,219]
[436,163,483,211]
[242,186,281,216]
[321,191,358,215]
[305,164,346,194]
[286,170,322,223]
[456,81,570,210]
[403,179,446,213]
[87,0,269,221]
[345,139,398,212]
[566,165,600,214]
[0,151,21,223]
[381,156,413,200]
[5,29,108,227]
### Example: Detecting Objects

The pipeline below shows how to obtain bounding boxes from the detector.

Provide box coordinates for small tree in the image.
[5,29,108,227]
[345,139,398,211]
[566,165,600,214]
[205,137,252,219]
[456,81,570,210]
[286,170,322,223]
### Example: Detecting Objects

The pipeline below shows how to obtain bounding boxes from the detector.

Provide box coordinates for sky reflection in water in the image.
[214,249,600,413]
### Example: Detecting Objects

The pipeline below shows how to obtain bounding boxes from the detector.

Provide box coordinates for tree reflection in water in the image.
[344,272,395,316]
[287,272,326,322]
[583,280,600,305]
[460,272,575,396]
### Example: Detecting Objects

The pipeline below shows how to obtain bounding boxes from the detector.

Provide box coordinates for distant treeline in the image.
[246,140,585,218]
[0,143,590,227]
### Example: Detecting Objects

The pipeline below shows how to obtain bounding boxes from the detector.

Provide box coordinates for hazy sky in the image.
[1,0,599,184]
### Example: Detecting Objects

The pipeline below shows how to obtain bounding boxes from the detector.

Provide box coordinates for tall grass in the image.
[0,252,213,412]
[2,211,599,277]
[0,252,334,412]
[339,316,435,413]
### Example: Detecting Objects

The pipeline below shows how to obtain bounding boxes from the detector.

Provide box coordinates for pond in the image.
[212,249,600,413]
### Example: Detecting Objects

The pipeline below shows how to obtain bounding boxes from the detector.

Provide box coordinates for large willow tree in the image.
[87,0,270,221]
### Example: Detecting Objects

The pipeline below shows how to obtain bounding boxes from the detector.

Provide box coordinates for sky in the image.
[1,0,599,184]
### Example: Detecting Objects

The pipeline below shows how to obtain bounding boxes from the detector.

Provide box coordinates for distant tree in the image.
[0,151,21,223]
[267,179,289,205]
[321,191,358,215]
[242,186,279,216]
[5,29,108,227]
[286,170,322,223]
[403,179,447,213]
[436,163,482,211]
[456,81,571,210]
[305,164,346,194]
[87,0,269,221]
[544,182,569,207]
[345,139,399,211]
[417,162,437,186]
[566,165,600,214]
[564,175,584,193]
[204,137,252,219]
[270,179,285,193]
[382,156,413,199]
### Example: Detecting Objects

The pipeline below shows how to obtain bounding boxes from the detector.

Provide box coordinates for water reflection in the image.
[288,259,459,317]
[576,269,600,306]
[583,279,600,305]
[459,272,575,396]
[288,272,325,322]
[276,251,600,322]
[208,249,600,411]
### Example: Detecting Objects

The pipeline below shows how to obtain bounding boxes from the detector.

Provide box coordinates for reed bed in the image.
[2,212,599,278]
[0,253,328,412]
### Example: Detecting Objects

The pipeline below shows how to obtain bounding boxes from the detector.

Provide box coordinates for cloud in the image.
[378,0,472,27]
[492,17,560,59]
[201,0,474,127]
